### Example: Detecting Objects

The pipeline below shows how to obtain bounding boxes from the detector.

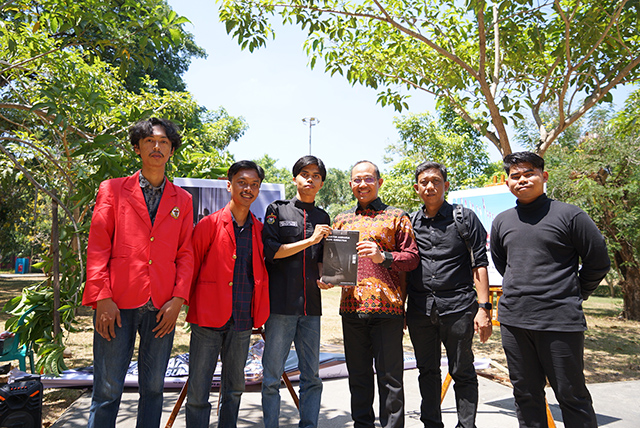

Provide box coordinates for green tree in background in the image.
[381,109,492,211]
[219,0,640,156]
[316,168,354,220]
[0,0,245,373]
[0,162,50,267]
[543,93,640,320]
[254,154,296,198]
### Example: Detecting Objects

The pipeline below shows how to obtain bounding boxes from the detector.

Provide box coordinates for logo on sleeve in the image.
[266,214,277,225]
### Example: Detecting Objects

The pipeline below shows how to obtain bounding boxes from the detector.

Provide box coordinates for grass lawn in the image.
[0,275,638,425]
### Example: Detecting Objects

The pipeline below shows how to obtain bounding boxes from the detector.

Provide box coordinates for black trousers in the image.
[500,325,597,428]
[342,316,405,428]
[407,306,478,428]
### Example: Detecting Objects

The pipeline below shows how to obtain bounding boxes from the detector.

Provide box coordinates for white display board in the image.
[448,185,517,286]
[173,177,285,225]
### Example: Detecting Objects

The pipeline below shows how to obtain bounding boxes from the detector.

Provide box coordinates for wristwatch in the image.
[478,302,492,310]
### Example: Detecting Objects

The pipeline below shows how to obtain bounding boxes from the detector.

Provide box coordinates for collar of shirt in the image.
[230,210,254,230]
[293,196,316,211]
[417,200,452,222]
[355,197,386,213]
[139,172,166,193]
[516,193,548,211]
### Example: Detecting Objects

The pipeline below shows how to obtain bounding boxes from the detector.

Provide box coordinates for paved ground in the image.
[51,368,640,427]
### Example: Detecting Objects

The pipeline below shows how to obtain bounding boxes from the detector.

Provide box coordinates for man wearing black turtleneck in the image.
[261,155,332,428]
[490,152,610,428]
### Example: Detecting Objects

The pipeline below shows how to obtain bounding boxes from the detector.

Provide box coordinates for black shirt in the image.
[263,197,330,316]
[407,201,488,316]
[490,194,610,331]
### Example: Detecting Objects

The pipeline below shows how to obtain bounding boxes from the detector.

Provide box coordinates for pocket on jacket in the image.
[281,225,300,235]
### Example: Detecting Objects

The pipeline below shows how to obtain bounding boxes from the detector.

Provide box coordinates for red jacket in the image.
[83,171,194,309]
[186,203,270,328]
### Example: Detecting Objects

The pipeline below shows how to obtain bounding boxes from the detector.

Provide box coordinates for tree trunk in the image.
[51,195,61,337]
[613,244,640,321]
[601,277,615,298]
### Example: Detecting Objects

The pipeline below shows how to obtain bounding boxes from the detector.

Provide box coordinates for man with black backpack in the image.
[407,161,492,428]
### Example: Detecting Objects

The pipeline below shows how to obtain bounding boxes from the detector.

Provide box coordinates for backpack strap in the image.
[453,204,475,266]
[410,210,419,228]
[411,205,475,266]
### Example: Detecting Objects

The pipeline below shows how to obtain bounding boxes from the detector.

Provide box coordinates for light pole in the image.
[302,117,320,155]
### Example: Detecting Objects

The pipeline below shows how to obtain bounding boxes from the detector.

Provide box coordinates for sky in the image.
[168,0,634,174]
[168,0,441,172]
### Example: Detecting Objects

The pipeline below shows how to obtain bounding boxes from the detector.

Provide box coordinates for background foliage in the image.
[543,91,640,319]
[219,0,640,155]
[0,0,245,373]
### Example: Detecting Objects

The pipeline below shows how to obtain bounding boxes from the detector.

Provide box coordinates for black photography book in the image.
[322,230,359,286]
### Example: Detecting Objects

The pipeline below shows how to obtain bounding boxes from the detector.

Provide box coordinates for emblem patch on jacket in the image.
[266,214,277,225]
[171,207,180,219]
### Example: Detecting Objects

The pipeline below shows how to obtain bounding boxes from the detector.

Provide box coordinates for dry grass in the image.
[1,276,639,426]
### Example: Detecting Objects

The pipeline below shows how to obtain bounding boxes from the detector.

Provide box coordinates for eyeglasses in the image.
[352,177,377,184]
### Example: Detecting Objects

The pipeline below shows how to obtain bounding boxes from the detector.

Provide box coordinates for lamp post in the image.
[301,117,320,155]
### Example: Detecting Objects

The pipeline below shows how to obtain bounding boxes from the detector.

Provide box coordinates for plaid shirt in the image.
[139,172,166,225]
[211,214,254,332]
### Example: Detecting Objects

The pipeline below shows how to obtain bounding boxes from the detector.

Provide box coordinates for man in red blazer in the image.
[83,118,194,428]
[185,160,270,428]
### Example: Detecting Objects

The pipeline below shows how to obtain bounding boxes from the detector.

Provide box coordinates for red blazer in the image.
[186,203,270,329]
[83,171,194,310]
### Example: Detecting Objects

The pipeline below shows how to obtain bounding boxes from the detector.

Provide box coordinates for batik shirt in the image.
[333,198,419,318]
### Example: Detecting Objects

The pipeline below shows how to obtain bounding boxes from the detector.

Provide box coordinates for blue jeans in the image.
[88,306,175,428]
[186,323,252,428]
[261,314,322,428]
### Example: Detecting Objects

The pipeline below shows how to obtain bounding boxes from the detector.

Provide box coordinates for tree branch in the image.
[0,45,72,74]
[533,56,562,113]
[538,55,640,155]
[0,141,84,285]
[272,1,482,80]
[0,135,74,190]
[491,4,500,98]
[571,0,629,73]
[379,67,501,152]
[0,102,93,140]
[474,3,511,155]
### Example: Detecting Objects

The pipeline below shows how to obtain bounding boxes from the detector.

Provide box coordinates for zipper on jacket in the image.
[303,209,307,316]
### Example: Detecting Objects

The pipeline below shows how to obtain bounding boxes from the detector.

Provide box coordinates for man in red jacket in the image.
[185,160,270,428]
[83,118,194,428]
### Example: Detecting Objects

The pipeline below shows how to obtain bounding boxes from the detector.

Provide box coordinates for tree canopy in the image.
[1,0,246,373]
[544,92,640,320]
[381,108,495,211]
[219,0,640,156]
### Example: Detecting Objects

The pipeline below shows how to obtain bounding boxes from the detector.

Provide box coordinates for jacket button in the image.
[232,254,237,260]
[149,260,153,265]
[150,237,155,242]
[228,282,233,286]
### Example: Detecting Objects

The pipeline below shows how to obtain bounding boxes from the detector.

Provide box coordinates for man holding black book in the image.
[318,160,419,428]
[261,155,332,428]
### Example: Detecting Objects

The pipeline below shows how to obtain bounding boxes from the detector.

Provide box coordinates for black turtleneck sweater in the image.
[490,194,610,331]
[262,197,331,316]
